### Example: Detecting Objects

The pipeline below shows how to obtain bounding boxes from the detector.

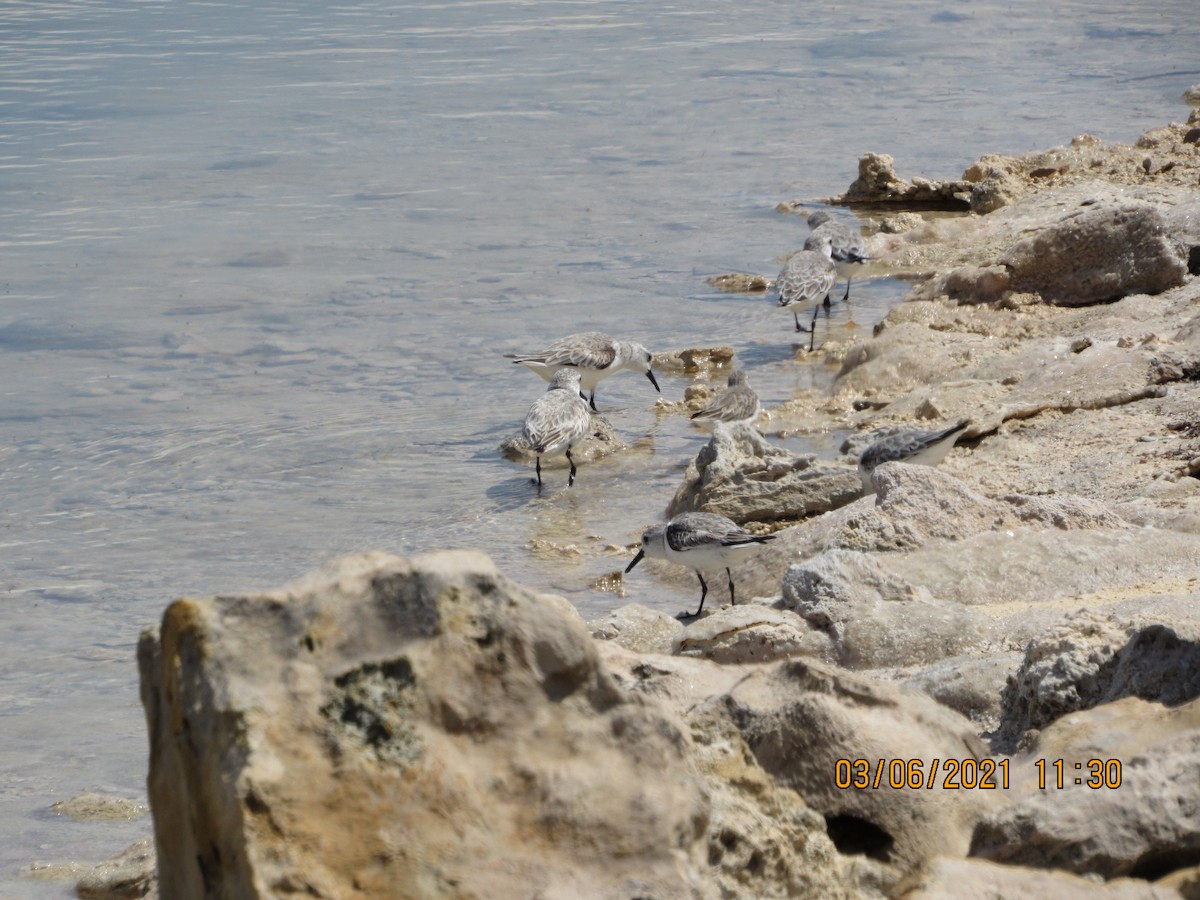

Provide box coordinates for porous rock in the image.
[139,551,713,899]
[898,855,1178,899]
[667,423,862,523]
[672,604,828,665]
[721,658,1000,873]
[1001,201,1189,305]
[779,549,991,669]
[973,695,1200,881]
[891,652,1025,732]
[76,839,157,900]
[588,602,684,655]
[995,609,1200,752]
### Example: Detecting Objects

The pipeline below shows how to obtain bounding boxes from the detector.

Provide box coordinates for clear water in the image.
[2,1,1197,893]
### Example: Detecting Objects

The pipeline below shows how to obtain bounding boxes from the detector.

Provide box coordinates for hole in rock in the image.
[824,813,894,862]
[1189,246,1200,277]
[1129,846,1200,881]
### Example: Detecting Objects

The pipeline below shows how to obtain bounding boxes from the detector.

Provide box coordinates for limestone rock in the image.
[973,696,1200,880]
[588,602,684,655]
[598,644,891,898]
[722,659,1000,873]
[76,839,157,900]
[139,551,713,899]
[898,856,1178,899]
[891,652,1025,732]
[839,153,971,208]
[651,344,737,375]
[672,604,828,665]
[779,549,991,669]
[996,609,1200,751]
[49,793,147,822]
[1001,201,1189,305]
[667,424,862,523]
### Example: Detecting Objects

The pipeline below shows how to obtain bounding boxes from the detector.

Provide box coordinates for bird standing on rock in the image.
[506,331,660,411]
[522,369,592,489]
[625,512,776,618]
[858,419,970,494]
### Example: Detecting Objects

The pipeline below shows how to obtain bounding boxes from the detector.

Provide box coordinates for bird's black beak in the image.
[645,369,660,393]
[624,549,645,574]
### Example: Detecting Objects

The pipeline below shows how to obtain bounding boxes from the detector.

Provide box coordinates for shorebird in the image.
[858,420,970,494]
[775,231,836,342]
[506,331,660,411]
[689,369,760,430]
[624,512,776,618]
[522,369,592,488]
[805,210,869,303]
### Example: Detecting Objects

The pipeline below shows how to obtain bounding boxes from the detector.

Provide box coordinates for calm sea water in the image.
[2,1,1197,893]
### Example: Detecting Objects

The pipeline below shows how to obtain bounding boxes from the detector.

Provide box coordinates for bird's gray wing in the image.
[776,252,836,307]
[692,385,758,422]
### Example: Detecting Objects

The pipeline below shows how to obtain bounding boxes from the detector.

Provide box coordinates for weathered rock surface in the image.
[996,609,1200,752]
[667,424,862,523]
[76,839,157,900]
[672,603,827,664]
[973,695,1200,880]
[588,601,684,655]
[736,462,1128,602]
[140,551,713,899]
[899,856,1179,899]
[779,549,991,669]
[890,652,1025,733]
[721,659,999,872]
[1001,201,1188,305]
[49,792,146,823]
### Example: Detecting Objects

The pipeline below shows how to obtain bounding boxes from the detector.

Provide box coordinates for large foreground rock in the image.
[139,551,711,898]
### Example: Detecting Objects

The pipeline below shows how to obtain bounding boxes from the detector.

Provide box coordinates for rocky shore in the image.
[88,106,1200,898]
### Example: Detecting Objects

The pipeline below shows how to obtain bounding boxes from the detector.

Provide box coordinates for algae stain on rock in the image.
[322,658,423,768]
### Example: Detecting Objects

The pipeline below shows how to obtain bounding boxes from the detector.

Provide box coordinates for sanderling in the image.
[775,232,836,337]
[522,369,592,488]
[690,369,760,429]
[858,419,970,494]
[624,512,776,618]
[506,331,660,411]
[805,210,869,303]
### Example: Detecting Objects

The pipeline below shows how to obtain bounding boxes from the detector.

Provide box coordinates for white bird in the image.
[522,369,592,488]
[690,369,760,430]
[805,210,869,303]
[775,232,837,336]
[624,512,776,618]
[506,331,660,411]
[858,419,970,494]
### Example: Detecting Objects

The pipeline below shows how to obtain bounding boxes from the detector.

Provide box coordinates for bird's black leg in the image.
[726,567,736,605]
[588,391,597,412]
[842,275,852,303]
[808,304,820,352]
[822,291,831,310]
[680,571,708,619]
[535,456,543,487]
[566,448,576,487]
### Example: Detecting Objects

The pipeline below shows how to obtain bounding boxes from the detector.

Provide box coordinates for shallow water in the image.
[2,0,1198,892]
